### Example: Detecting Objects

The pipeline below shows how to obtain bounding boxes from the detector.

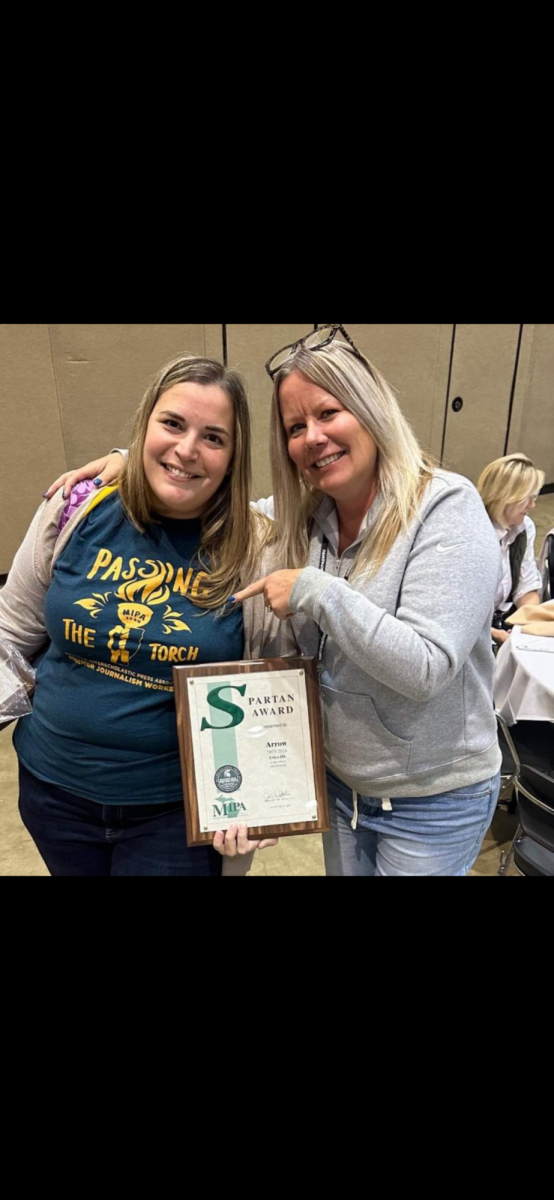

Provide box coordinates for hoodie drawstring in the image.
[351,791,359,830]
[350,793,392,829]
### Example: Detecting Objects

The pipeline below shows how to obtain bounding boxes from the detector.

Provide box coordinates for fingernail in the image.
[62,490,66,499]
[93,478,103,487]
[229,596,236,603]
[42,492,49,498]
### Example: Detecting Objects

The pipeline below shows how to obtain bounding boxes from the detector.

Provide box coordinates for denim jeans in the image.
[18,763,222,877]
[323,768,501,877]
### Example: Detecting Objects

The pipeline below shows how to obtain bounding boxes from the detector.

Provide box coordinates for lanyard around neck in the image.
[317,537,351,668]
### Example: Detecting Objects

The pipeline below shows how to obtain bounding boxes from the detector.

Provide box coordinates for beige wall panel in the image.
[0,324,66,574]
[507,324,554,483]
[49,324,222,466]
[321,324,454,458]
[227,324,314,498]
[204,324,225,359]
[442,324,521,483]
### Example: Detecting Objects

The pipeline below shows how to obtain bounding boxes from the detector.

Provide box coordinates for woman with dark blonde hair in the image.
[0,354,286,875]
[477,452,545,646]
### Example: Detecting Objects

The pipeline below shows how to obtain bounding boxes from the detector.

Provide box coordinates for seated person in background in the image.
[478,453,545,647]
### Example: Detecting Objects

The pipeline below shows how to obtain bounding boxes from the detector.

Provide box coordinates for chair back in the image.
[538,530,554,601]
[517,765,554,853]
[497,718,554,875]
[496,711,520,791]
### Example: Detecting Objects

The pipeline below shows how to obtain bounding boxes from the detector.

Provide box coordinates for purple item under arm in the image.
[57,480,98,535]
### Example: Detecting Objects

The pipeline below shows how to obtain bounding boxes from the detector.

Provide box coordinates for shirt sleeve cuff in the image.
[290,566,337,617]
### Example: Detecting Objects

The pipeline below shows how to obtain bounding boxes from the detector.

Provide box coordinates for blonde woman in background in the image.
[477,453,545,646]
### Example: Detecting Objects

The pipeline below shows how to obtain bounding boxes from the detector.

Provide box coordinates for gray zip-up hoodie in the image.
[289,471,502,799]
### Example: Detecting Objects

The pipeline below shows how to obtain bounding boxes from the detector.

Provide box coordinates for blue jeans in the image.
[18,763,222,877]
[324,768,501,877]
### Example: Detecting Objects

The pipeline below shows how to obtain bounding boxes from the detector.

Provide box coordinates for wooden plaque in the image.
[174,657,329,847]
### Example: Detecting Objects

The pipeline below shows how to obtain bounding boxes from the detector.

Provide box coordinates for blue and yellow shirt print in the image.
[14,492,244,805]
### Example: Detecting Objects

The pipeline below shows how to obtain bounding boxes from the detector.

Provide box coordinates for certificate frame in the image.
[173,657,329,847]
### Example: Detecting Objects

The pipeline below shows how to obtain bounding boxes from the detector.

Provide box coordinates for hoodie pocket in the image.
[321,684,412,780]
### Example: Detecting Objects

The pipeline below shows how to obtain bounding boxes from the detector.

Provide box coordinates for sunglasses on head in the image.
[265,324,365,380]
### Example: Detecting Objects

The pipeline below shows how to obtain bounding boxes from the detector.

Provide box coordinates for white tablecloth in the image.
[494,626,554,724]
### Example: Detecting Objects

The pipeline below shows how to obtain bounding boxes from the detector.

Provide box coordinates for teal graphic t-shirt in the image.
[15,492,244,804]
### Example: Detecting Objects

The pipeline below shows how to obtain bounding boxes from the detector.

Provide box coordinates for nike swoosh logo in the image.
[436,542,466,554]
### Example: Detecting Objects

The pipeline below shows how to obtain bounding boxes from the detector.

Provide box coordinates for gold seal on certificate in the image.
[173,658,329,846]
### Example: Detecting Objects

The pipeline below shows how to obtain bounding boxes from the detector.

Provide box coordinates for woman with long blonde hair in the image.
[232,326,504,876]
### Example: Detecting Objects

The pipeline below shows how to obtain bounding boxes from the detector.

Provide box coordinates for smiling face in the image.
[279,371,379,509]
[143,382,235,519]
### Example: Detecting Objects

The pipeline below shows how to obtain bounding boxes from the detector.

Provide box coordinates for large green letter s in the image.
[200,684,247,731]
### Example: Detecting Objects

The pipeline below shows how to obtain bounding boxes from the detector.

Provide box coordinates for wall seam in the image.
[46,324,69,470]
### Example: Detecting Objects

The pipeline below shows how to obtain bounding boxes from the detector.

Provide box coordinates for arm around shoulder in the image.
[0,493,66,657]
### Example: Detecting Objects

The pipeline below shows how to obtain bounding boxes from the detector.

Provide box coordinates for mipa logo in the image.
[212,767,246,819]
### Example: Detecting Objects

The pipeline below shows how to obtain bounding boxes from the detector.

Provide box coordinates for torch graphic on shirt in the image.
[74,563,191,665]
